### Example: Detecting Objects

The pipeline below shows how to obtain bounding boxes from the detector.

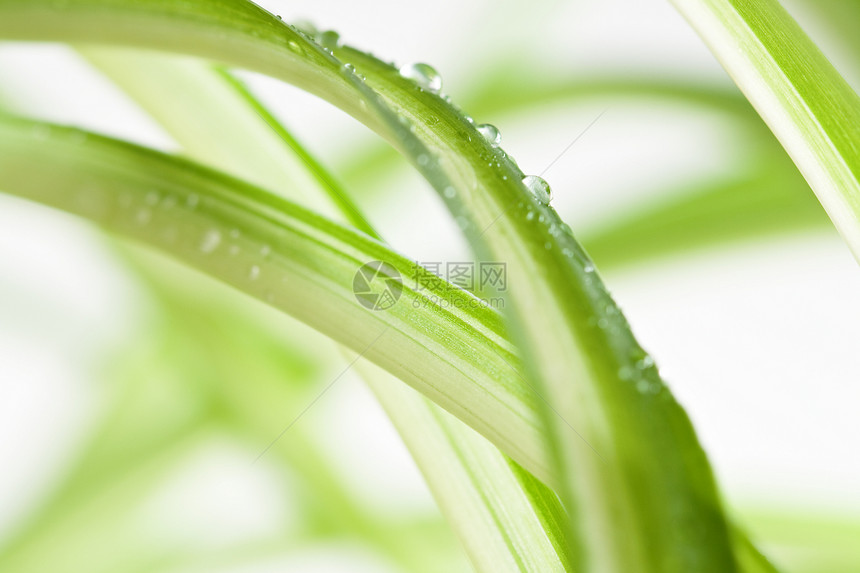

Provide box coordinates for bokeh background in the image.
[1,0,859,571]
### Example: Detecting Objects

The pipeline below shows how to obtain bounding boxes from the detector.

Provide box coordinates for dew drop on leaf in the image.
[200,229,221,254]
[135,208,151,225]
[249,265,260,280]
[522,175,552,205]
[476,123,501,147]
[399,62,442,94]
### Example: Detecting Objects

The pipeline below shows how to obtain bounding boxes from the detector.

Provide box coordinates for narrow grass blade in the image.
[670,0,860,261]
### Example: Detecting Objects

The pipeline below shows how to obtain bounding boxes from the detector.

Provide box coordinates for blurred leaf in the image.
[583,152,831,268]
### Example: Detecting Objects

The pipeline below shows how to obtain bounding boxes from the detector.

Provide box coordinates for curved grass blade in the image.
[670,0,860,261]
[338,43,739,572]
[0,113,553,484]
[79,48,573,571]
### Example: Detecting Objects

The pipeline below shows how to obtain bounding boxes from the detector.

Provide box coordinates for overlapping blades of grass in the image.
[79,48,572,571]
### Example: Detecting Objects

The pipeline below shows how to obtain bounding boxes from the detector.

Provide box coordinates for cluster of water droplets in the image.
[283,22,567,266]
[617,354,663,396]
[393,63,557,213]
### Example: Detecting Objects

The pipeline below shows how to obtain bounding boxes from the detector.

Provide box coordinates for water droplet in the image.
[522,175,552,205]
[562,248,573,258]
[342,63,355,73]
[135,208,151,224]
[583,261,595,273]
[249,265,260,280]
[318,30,340,50]
[443,186,456,199]
[145,191,159,206]
[619,365,635,380]
[288,40,304,54]
[636,380,652,394]
[399,62,442,93]
[476,123,501,147]
[637,355,655,370]
[417,153,430,166]
[186,194,199,209]
[455,216,470,230]
[260,244,271,258]
[229,228,241,239]
[525,210,535,221]
[544,241,552,250]
[200,229,221,253]
[229,244,240,256]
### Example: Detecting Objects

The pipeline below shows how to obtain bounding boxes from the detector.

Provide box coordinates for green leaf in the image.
[670,0,860,261]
